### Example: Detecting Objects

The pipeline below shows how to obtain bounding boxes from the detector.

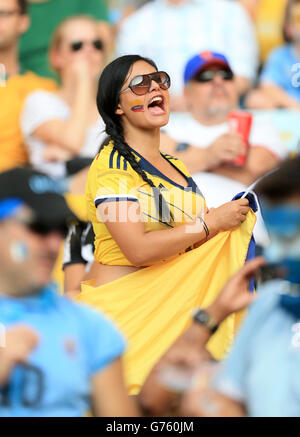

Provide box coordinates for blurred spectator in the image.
[181,157,300,417]
[63,220,95,293]
[117,0,259,111]
[0,0,56,173]
[0,167,138,417]
[19,0,110,80]
[20,15,107,179]
[246,0,300,109]
[161,52,285,247]
[256,0,287,63]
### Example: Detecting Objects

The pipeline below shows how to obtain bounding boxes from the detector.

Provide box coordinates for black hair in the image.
[256,156,300,202]
[96,54,173,224]
[17,0,27,14]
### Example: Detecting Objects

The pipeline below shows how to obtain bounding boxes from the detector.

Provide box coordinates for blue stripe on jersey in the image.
[95,197,139,207]
[123,158,127,171]
[188,178,205,197]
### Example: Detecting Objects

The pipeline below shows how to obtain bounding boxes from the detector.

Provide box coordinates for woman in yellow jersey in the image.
[76,55,256,394]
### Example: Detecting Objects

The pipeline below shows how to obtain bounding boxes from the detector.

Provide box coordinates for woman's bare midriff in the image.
[86,262,143,287]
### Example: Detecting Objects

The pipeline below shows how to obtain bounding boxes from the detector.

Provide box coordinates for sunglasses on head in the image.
[120,71,171,96]
[193,68,234,83]
[70,39,104,52]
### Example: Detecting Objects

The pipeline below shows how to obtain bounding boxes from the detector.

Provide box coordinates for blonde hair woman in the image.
[21,15,107,178]
[75,55,257,394]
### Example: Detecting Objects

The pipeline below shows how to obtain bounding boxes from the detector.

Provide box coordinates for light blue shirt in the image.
[260,44,300,102]
[117,0,258,95]
[0,286,126,417]
[214,279,300,417]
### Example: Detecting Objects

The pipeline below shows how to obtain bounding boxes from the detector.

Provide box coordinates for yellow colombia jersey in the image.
[86,140,206,266]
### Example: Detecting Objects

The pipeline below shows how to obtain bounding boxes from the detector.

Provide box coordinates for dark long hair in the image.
[96,55,173,224]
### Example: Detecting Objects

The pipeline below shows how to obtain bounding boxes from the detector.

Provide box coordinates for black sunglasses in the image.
[194,69,234,83]
[70,39,104,52]
[120,71,171,96]
[13,217,69,238]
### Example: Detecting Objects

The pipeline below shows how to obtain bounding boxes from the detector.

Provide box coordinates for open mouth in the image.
[147,95,166,115]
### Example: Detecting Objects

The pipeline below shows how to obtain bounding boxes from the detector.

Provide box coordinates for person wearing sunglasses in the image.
[21,15,107,179]
[0,167,138,417]
[160,51,286,249]
[74,54,258,396]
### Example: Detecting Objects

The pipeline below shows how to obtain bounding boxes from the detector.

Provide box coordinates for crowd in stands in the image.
[1,0,300,418]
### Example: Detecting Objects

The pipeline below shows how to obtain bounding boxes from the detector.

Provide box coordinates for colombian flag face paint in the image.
[130,99,144,112]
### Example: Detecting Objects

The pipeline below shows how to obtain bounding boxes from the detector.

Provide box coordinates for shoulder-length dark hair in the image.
[96,55,173,224]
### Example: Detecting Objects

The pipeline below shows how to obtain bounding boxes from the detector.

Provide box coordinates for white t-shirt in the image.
[163,112,287,247]
[21,91,107,179]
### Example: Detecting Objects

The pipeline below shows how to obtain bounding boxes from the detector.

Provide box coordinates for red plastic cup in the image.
[228,111,253,167]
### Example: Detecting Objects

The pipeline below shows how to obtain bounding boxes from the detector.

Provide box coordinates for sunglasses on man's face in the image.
[193,69,234,83]
[27,222,69,238]
[70,39,104,52]
[120,71,171,96]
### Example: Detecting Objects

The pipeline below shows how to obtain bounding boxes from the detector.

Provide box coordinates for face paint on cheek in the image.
[130,99,144,112]
[10,241,29,263]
